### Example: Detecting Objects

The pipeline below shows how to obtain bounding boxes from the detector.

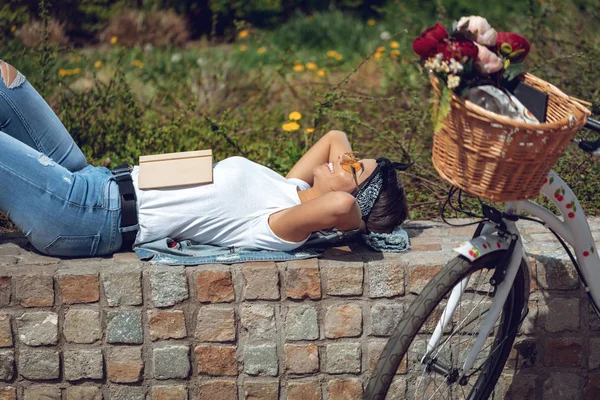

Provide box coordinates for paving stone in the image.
[0,314,12,347]
[589,338,600,369]
[0,350,14,381]
[195,306,236,342]
[64,386,102,400]
[101,268,142,306]
[195,269,235,303]
[285,259,321,300]
[536,257,579,290]
[197,380,237,400]
[195,345,238,376]
[106,310,143,344]
[14,275,53,307]
[370,303,404,336]
[285,305,319,341]
[63,348,104,380]
[368,263,405,298]
[108,386,147,400]
[327,378,362,400]
[543,373,583,399]
[241,304,276,342]
[148,309,187,340]
[0,387,15,400]
[107,346,143,383]
[153,344,190,379]
[545,337,582,367]
[284,344,319,374]
[244,343,278,376]
[151,385,187,400]
[505,374,536,399]
[325,343,361,374]
[19,348,60,380]
[323,261,363,296]
[0,277,10,307]
[545,297,579,332]
[324,304,362,338]
[242,262,280,300]
[63,308,101,343]
[387,378,408,400]
[149,267,189,307]
[287,380,322,400]
[585,372,600,400]
[367,340,406,374]
[57,273,100,304]
[243,380,279,400]
[408,265,442,294]
[23,386,61,400]
[16,311,58,346]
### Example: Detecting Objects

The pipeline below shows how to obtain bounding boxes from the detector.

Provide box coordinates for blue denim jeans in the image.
[0,65,122,256]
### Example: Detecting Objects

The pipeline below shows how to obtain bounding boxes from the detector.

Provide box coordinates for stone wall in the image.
[0,219,599,399]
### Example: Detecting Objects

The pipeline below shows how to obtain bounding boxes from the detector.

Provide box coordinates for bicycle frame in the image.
[425,169,600,375]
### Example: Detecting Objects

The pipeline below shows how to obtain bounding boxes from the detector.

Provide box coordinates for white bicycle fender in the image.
[454,235,511,262]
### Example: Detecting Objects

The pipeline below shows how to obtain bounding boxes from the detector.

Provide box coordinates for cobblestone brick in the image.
[244,343,278,376]
[284,344,319,374]
[327,378,362,400]
[197,380,237,400]
[65,386,102,400]
[63,348,104,380]
[589,338,600,369]
[368,340,406,374]
[108,385,147,400]
[16,311,58,346]
[14,275,53,307]
[151,385,187,400]
[323,261,363,296]
[195,306,236,342]
[325,343,361,374]
[107,346,143,383]
[409,265,442,294]
[243,380,279,400]
[101,268,142,306]
[19,348,60,380]
[195,269,235,303]
[0,314,12,347]
[287,380,321,400]
[545,337,582,367]
[153,344,190,379]
[242,262,280,300]
[368,263,404,298]
[106,310,143,344]
[0,350,14,381]
[585,372,600,400]
[285,259,321,300]
[63,308,101,343]
[505,374,536,399]
[285,305,319,341]
[149,267,189,307]
[545,297,579,332]
[0,387,15,400]
[195,345,238,376]
[388,378,407,400]
[23,386,61,400]
[536,257,579,290]
[370,303,404,336]
[241,304,276,342]
[543,373,583,399]
[324,304,362,338]
[57,273,99,304]
[148,309,187,340]
[0,277,10,307]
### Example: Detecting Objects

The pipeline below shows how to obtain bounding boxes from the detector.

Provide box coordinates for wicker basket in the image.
[431,73,591,201]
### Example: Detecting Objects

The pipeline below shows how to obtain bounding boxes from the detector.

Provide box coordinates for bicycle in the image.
[365,116,600,400]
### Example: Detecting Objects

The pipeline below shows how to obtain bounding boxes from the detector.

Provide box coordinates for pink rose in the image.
[475,43,503,74]
[457,16,498,46]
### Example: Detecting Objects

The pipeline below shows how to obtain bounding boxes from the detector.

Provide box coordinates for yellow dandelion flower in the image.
[72,68,81,75]
[367,19,376,26]
[257,47,267,54]
[94,61,102,68]
[10,25,17,33]
[334,54,343,61]
[133,59,144,68]
[376,46,386,53]
[239,45,248,52]
[238,30,249,39]
[282,122,300,132]
[374,52,383,61]
[317,69,326,77]
[327,50,337,58]
[305,62,318,70]
[391,49,400,59]
[305,128,315,134]
[289,111,302,121]
[58,69,67,77]
[293,64,305,72]
[110,36,118,45]
[390,41,400,49]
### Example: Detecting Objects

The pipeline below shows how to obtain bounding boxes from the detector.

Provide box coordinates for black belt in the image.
[112,163,138,251]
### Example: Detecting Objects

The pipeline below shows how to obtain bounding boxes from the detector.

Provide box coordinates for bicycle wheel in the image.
[365,251,529,400]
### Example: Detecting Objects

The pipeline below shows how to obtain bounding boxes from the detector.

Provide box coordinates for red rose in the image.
[412,23,448,60]
[436,39,478,62]
[496,32,530,62]
[422,22,448,41]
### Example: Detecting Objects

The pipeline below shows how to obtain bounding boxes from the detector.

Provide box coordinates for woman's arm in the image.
[285,130,353,185]
[268,191,361,242]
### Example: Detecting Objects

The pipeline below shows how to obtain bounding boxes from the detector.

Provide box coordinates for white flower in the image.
[447,74,460,89]
[171,53,182,63]
[196,57,207,67]
[143,43,154,53]
[380,31,391,41]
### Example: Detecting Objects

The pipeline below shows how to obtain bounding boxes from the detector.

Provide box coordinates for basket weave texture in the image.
[431,73,590,201]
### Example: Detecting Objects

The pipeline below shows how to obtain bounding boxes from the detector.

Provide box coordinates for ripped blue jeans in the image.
[0,62,123,256]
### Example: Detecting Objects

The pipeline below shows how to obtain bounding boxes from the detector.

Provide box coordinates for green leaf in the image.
[431,85,452,133]
[502,62,527,81]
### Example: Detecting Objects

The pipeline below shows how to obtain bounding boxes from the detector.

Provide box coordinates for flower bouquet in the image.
[412,16,531,132]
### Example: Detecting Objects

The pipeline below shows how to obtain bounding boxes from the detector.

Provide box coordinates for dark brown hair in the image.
[363,168,409,234]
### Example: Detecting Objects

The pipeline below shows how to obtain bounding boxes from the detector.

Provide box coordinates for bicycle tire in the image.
[365,251,528,400]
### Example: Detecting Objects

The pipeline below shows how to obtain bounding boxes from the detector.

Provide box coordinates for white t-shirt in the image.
[131,156,311,251]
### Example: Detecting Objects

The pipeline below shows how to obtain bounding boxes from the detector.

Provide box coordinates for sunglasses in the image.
[340,151,364,190]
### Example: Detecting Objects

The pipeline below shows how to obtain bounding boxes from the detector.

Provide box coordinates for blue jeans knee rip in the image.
[0,61,26,89]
